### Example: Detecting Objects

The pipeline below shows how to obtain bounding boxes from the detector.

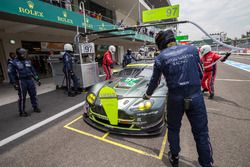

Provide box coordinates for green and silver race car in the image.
[83,62,167,136]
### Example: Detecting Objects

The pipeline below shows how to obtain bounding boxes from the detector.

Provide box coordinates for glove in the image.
[143,93,151,100]
[69,71,75,76]
[34,76,40,82]
[221,52,231,62]
[13,84,19,90]
[225,52,231,58]
[37,81,41,86]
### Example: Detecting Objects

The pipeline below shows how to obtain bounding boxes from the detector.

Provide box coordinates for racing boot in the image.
[74,88,82,95]
[75,91,82,95]
[208,93,214,99]
[68,91,76,97]
[19,111,30,117]
[202,89,208,94]
[168,151,179,167]
[33,107,41,113]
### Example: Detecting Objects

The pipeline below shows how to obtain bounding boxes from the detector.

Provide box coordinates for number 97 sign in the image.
[142,4,179,23]
[81,43,95,54]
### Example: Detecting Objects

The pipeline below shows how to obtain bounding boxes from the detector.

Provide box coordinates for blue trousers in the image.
[17,79,38,113]
[167,93,213,167]
[64,70,80,92]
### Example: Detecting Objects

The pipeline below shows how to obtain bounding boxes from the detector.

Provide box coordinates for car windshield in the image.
[116,67,153,78]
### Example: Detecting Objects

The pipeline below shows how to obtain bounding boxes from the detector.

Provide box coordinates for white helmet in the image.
[108,45,116,54]
[200,45,211,56]
[139,48,145,53]
[64,43,73,52]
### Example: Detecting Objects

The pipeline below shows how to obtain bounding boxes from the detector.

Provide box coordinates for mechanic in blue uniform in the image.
[62,43,81,96]
[8,48,41,117]
[122,49,137,67]
[7,52,16,65]
[143,30,213,167]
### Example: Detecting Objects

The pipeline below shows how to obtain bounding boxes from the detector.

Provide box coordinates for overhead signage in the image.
[18,0,44,18]
[176,35,189,41]
[57,11,74,25]
[142,4,179,23]
[81,43,95,54]
[0,0,154,43]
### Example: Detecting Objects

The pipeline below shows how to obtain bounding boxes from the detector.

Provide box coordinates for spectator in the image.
[41,0,52,4]
[117,19,125,27]
[52,0,60,7]
[97,13,102,20]
[65,0,72,11]
[90,11,97,18]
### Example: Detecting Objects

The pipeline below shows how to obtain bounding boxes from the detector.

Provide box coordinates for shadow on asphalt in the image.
[108,130,166,156]
[162,153,200,167]
[207,111,250,121]
[211,96,250,111]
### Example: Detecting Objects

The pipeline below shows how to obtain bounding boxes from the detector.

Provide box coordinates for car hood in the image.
[90,76,167,113]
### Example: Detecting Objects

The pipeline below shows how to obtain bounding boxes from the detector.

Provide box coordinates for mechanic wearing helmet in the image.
[63,43,81,97]
[8,48,41,117]
[103,45,115,80]
[200,45,231,99]
[122,49,137,67]
[143,30,213,167]
[137,48,145,60]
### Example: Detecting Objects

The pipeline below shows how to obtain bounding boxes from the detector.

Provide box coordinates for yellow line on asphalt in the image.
[127,64,153,67]
[64,125,159,159]
[64,115,159,159]
[102,132,110,139]
[64,115,83,128]
[158,129,168,160]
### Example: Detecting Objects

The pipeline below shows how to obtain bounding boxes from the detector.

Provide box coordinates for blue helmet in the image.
[155,29,176,50]
[16,48,27,58]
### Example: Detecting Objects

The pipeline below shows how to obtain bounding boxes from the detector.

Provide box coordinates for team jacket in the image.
[8,59,38,84]
[146,45,203,96]
[63,51,74,72]
[102,51,113,66]
[200,52,221,72]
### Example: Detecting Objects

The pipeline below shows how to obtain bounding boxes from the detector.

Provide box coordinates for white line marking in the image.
[232,57,250,60]
[216,79,250,82]
[224,60,250,72]
[207,108,221,111]
[0,101,86,147]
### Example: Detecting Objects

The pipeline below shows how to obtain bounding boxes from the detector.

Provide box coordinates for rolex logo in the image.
[27,0,34,9]
[63,11,67,17]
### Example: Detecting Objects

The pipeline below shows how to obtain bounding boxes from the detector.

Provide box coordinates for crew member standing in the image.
[200,45,231,99]
[103,45,115,80]
[122,49,137,67]
[7,52,16,65]
[62,43,81,97]
[8,48,41,117]
[143,30,213,167]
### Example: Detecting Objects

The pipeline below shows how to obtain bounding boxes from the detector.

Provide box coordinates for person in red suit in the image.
[102,45,116,80]
[200,45,231,99]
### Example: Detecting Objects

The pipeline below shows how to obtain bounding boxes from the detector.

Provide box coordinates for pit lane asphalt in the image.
[0,54,250,167]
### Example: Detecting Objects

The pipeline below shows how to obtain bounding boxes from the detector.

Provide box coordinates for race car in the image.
[83,61,168,136]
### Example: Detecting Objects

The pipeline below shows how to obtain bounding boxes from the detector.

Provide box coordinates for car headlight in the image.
[137,100,153,111]
[86,93,96,105]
